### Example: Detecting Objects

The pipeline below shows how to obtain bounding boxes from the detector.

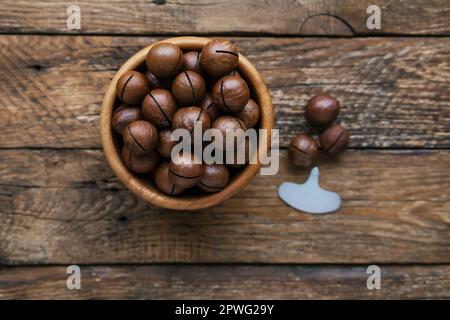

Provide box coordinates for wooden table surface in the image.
[0,0,449,299]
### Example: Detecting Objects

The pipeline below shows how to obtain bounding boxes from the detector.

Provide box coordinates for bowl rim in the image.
[100,36,273,210]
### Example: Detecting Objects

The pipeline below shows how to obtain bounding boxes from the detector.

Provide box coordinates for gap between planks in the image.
[2,32,450,38]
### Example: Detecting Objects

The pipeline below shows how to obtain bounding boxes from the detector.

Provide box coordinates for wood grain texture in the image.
[0,265,448,299]
[1,0,450,35]
[0,36,449,149]
[1,1,448,301]
[1,149,449,264]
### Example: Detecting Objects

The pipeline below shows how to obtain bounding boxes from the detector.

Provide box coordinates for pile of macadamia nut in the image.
[289,95,350,168]
[112,40,260,195]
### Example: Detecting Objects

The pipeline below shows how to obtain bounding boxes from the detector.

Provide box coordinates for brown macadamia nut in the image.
[200,40,239,78]
[199,93,222,123]
[172,71,206,106]
[212,116,247,150]
[123,120,158,155]
[157,129,178,158]
[320,124,349,156]
[182,51,204,75]
[144,70,172,90]
[305,95,341,127]
[172,106,211,135]
[154,162,186,195]
[198,164,229,192]
[146,42,183,79]
[288,134,319,168]
[236,99,260,128]
[225,136,254,169]
[142,89,177,129]
[169,152,204,188]
[116,71,150,105]
[112,105,143,134]
[212,75,250,113]
[122,145,159,174]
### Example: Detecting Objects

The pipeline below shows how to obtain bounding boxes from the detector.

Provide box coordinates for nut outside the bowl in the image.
[100,37,273,210]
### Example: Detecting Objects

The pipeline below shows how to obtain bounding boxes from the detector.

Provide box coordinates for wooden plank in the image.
[0,149,448,264]
[0,36,449,149]
[1,0,449,35]
[0,265,448,299]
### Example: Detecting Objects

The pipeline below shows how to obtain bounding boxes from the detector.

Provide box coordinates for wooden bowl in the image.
[100,37,273,210]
